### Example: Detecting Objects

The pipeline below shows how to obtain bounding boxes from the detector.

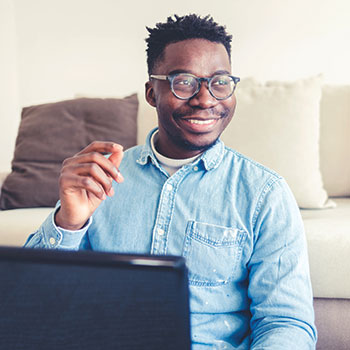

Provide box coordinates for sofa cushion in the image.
[320,85,350,197]
[0,95,138,209]
[301,197,350,298]
[0,207,54,246]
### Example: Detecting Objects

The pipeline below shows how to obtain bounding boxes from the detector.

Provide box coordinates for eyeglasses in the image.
[150,73,240,100]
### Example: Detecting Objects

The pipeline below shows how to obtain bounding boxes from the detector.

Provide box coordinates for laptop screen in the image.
[0,246,191,350]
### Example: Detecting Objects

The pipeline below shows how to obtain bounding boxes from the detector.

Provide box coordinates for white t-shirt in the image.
[150,131,201,176]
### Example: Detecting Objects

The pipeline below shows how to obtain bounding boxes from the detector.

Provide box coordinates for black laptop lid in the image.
[0,247,191,350]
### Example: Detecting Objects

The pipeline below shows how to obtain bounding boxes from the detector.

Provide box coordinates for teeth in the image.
[188,119,215,125]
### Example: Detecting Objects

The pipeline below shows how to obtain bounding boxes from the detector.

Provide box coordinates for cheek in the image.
[155,93,183,119]
[155,99,171,120]
[228,94,237,108]
[225,95,237,117]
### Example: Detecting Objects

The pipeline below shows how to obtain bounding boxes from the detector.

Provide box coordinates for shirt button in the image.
[49,237,56,245]
[166,184,173,191]
[193,166,199,171]
[157,228,165,236]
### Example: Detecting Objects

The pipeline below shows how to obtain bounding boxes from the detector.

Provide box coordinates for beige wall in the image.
[1,0,350,171]
[0,0,20,172]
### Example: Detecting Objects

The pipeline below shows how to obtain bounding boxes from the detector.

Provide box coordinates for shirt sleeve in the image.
[248,177,317,349]
[24,205,92,250]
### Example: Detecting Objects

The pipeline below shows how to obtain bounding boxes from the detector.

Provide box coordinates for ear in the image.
[145,81,157,107]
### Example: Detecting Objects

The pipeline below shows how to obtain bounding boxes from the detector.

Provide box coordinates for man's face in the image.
[146,38,237,159]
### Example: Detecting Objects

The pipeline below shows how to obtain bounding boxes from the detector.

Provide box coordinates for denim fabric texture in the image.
[25,128,317,349]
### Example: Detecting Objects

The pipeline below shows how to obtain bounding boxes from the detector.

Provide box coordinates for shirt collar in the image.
[136,127,225,171]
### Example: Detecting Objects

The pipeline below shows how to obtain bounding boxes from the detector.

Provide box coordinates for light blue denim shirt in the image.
[25,128,317,349]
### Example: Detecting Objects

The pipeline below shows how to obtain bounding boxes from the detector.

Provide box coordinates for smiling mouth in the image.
[173,107,230,133]
[187,118,217,125]
[178,117,219,133]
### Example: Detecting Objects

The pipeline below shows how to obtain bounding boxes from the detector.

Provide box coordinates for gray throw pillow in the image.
[0,95,138,209]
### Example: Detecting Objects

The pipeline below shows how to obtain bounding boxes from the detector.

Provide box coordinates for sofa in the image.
[0,76,349,349]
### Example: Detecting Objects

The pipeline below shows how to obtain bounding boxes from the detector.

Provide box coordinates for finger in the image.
[108,151,124,169]
[64,151,122,182]
[108,149,123,168]
[76,141,123,157]
[108,150,124,183]
[60,173,107,201]
[70,163,115,196]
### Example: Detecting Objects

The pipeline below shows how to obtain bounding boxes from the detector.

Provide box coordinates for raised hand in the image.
[55,141,124,230]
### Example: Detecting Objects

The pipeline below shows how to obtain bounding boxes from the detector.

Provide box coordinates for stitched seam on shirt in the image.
[202,140,224,170]
[252,176,282,231]
[190,232,238,247]
[224,147,282,178]
[163,182,177,254]
[152,172,185,254]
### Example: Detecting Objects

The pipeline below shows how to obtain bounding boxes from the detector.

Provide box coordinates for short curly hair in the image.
[145,14,232,75]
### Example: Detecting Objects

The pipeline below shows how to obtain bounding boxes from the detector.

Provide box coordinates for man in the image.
[26,14,317,349]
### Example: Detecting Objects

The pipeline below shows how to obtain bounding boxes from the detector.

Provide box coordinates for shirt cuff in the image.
[41,207,92,249]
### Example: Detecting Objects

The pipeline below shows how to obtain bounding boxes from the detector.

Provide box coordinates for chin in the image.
[179,135,219,152]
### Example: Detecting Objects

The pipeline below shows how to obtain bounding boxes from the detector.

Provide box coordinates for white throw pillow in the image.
[137,90,158,146]
[221,76,334,209]
[320,85,350,197]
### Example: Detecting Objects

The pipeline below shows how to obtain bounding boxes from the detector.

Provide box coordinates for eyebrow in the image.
[167,69,231,76]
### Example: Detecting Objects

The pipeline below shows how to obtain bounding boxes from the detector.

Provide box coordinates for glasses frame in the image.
[149,73,240,100]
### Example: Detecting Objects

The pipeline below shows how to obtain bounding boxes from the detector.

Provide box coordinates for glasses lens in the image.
[172,74,198,99]
[210,75,235,99]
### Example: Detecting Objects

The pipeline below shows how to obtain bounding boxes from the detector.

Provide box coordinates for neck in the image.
[155,130,206,160]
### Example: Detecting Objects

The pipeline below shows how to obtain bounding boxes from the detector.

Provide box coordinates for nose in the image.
[188,81,218,109]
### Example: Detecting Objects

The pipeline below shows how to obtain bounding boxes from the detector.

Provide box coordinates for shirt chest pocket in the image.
[182,221,247,287]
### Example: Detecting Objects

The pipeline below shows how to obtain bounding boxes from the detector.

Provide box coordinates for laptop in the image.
[0,246,191,350]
